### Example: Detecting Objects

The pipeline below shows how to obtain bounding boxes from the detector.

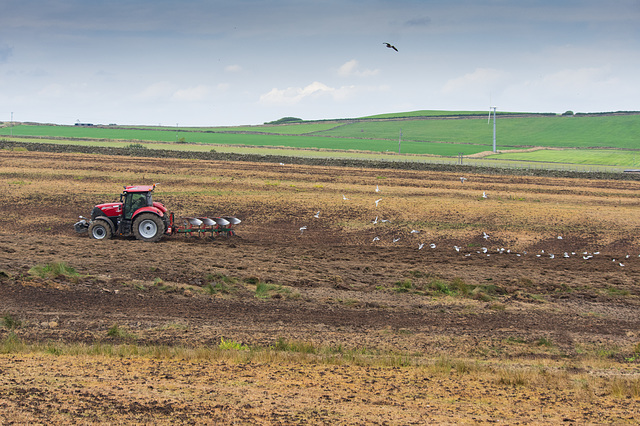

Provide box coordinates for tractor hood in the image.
[94,202,123,217]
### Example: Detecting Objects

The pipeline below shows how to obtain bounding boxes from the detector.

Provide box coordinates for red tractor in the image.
[74,184,171,242]
[75,184,240,242]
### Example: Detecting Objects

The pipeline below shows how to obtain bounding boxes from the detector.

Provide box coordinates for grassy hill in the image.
[1,110,639,167]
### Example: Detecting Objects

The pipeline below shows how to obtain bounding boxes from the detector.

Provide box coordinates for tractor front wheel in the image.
[133,213,164,242]
[88,220,112,240]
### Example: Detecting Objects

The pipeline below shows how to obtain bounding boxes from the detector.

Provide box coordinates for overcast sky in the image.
[1,0,639,126]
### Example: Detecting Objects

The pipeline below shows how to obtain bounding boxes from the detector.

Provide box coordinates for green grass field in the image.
[1,111,639,166]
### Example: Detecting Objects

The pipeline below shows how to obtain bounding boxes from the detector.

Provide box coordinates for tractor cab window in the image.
[123,192,150,220]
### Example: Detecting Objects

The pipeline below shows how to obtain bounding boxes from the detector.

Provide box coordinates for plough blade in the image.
[172,216,241,238]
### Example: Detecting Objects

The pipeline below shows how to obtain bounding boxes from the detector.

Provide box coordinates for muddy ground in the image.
[1,150,639,424]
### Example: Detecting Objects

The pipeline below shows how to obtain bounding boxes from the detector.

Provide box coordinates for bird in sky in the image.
[383,42,398,52]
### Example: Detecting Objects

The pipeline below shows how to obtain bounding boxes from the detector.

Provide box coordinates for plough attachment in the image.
[171,214,241,238]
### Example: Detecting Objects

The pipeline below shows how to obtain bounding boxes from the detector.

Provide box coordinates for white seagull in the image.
[375,198,383,207]
[410,230,419,234]
[430,243,436,249]
[418,243,424,250]
[372,216,378,224]
[393,237,401,243]
[375,185,380,193]
[299,226,307,234]
[460,177,467,183]
[482,192,488,199]
[313,211,320,218]
[482,232,489,240]
[342,194,349,201]
[373,236,380,242]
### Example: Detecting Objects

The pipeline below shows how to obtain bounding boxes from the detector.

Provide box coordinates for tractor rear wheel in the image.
[88,220,112,240]
[133,213,164,242]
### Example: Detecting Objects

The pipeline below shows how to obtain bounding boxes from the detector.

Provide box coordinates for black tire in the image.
[88,220,112,240]
[133,213,164,242]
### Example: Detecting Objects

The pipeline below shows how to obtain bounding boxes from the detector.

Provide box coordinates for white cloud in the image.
[225,64,243,73]
[134,81,173,100]
[259,81,356,105]
[337,59,379,77]
[442,68,511,95]
[173,85,210,101]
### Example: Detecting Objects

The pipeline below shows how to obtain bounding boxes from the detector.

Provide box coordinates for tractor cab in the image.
[121,187,154,220]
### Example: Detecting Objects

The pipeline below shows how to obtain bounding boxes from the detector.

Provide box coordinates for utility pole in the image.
[491,107,497,153]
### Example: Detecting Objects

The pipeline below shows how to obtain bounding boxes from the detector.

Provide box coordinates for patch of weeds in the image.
[1,313,21,329]
[253,281,297,300]
[427,279,453,296]
[536,337,554,347]
[29,262,80,282]
[606,286,630,297]
[340,298,362,307]
[218,337,248,351]
[506,336,527,344]
[393,279,413,293]
[126,143,146,149]
[488,303,506,311]
[203,273,238,295]
[107,324,136,340]
[408,270,426,279]
[273,337,316,354]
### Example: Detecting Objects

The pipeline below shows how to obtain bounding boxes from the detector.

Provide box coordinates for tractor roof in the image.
[123,185,155,193]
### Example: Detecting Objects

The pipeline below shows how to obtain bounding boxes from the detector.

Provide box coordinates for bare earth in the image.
[1,150,639,424]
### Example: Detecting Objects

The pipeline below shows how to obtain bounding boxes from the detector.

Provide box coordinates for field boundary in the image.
[2,139,638,181]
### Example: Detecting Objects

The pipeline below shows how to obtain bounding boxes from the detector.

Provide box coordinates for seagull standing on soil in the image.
[482,192,488,199]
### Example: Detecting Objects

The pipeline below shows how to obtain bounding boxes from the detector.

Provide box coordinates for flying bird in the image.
[383,42,398,52]
[314,211,320,218]
[342,194,349,201]
[373,236,380,242]
[375,198,383,207]
[460,177,467,183]
[372,216,378,224]
[299,226,307,234]
[375,185,380,193]
[418,243,424,250]
[482,192,488,199]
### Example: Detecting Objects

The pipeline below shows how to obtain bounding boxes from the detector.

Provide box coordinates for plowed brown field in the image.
[1,150,640,424]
